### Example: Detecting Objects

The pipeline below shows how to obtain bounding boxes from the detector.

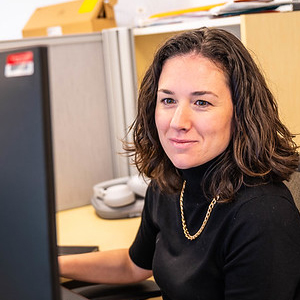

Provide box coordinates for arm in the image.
[58,248,153,284]
[59,185,159,285]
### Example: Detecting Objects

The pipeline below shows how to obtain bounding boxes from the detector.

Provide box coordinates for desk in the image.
[56,205,162,300]
[56,205,141,251]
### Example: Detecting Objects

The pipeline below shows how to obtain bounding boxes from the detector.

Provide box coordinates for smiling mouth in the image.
[169,138,197,148]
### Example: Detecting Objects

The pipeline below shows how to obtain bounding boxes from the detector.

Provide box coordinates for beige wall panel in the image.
[241,11,300,145]
[48,41,114,210]
[134,32,175,87]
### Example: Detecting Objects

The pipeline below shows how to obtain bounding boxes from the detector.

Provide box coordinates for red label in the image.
[6,51,33,65]
[5,51,34,77]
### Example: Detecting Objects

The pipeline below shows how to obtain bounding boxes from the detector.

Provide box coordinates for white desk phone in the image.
[91,174,150,219]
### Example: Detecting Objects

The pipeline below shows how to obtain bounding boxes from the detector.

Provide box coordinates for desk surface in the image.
[56,205,162,300]
[56,205,141,251]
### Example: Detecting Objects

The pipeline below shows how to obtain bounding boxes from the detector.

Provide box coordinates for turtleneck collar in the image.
[178,156,221,200]
[180,156,220,182]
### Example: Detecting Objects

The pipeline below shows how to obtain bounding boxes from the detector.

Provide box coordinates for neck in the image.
[179,156,220,200]
[180,156,219,181]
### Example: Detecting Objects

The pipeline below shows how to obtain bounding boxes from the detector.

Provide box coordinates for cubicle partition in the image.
[0,30,137,211]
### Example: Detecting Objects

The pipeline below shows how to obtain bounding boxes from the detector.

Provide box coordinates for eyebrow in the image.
[157,89,218,98]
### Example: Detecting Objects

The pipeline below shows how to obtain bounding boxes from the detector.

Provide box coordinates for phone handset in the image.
[93,175,149,208]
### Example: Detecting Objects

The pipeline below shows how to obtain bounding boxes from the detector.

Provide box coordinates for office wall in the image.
[0,0,219,41]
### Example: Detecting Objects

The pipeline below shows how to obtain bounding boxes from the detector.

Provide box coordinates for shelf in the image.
[0,32,102,49]
[133,15,241,36]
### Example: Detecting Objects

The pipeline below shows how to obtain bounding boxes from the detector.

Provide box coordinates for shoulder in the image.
[144,179,176,209]
[235,181,296,210]
[146,180,177,203]
[219,182,300,259]
[230,182,300,230]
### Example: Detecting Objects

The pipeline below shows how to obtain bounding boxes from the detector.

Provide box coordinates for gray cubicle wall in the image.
[0,33,116,210]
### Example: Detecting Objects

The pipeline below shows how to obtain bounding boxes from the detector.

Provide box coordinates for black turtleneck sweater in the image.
[129,161,300,300]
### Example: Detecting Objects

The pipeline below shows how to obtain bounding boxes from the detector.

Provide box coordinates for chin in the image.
[172,160,200,170]
[170,156,211,170]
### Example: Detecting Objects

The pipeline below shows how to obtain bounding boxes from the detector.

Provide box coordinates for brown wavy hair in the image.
[124,27,299,202]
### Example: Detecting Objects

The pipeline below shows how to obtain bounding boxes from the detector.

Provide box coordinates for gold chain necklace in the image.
[180,180,218,241]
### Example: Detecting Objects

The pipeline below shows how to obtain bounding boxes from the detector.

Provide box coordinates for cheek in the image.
[154,110,159,132]
[217,116,234,145]
[155,110,167,133]
[199,114,233,139]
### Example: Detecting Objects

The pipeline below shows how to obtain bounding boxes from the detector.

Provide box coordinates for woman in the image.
[59,27,300,299]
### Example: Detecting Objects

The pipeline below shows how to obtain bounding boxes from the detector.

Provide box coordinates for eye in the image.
[195,100,210,106]
[161,98,176,105]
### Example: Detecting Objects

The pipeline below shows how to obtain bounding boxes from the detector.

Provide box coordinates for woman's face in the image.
[155,53,233,169]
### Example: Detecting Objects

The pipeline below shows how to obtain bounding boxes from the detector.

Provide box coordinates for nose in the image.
[170,104,192,131]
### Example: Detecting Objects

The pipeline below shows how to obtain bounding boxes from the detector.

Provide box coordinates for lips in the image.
[169,138,197,149]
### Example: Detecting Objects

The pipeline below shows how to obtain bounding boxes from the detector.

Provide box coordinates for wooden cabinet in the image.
[241,12,300,146]
[133,11,300,145]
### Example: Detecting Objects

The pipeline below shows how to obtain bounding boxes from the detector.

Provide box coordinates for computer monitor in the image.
[0,45,162,300]
[0,46,85,300]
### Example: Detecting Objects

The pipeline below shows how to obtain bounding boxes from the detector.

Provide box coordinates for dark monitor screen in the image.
[0,45,161,300]
[0,47,61,300]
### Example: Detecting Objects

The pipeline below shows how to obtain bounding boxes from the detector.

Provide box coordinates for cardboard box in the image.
[22,0,117,38]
